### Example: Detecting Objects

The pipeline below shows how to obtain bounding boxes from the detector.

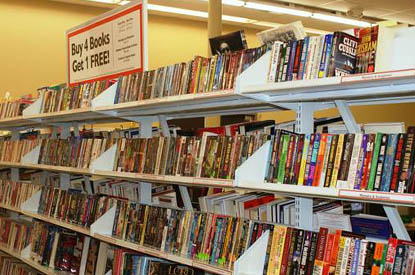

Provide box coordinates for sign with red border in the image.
[66,1,147,86]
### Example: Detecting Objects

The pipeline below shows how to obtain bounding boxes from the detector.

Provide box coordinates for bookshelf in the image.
[0,245,59,275]
[0,45,415,274]
[0,201,235,275]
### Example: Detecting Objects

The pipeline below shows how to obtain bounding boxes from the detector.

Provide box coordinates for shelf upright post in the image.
[73,122,80,137]
[139,116,153,205]
[10,129,20,181]
[295,103,315,231]
[57,123,71,189]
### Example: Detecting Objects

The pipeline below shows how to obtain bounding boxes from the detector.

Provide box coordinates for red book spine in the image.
[322,233,335,275]
[390,134,404,192]
[243,195,275,209]
[280,227,293,275]
[383,238,398,275]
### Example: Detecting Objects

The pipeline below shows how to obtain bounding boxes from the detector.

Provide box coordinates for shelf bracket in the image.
[10,168,19,182]
[384,205,411,241]
[296,103,315,133]
[295,197,313,231]
[178,186,193,211]
[158,115,170,137]
[59,173,71,190]
[139,182,152,205]
[335,100,361,134]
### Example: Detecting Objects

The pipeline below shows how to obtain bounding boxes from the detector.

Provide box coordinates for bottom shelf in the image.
[94,234,234,275]
[0,204,233,275]
[0,245,58,275]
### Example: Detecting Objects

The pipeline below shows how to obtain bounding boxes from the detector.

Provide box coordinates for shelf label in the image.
[339,189,415,204]
[66,1,147,86]
[341,69,415,83]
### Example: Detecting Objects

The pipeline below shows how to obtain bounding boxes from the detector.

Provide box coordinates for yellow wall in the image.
[0,0,414,128]
[0,0,259,97]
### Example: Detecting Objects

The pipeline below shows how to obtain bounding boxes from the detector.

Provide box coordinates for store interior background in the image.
[0,0,415,127]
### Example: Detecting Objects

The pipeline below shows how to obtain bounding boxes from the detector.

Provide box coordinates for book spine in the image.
[346,134,362,190]
[352,134,367,190]
[330,135,345,188]
[390,134,405,192]
[307,134,321,186]
[298,134,311,185]
[368,133,382,191]
[374,134,389,191]
[380,134,399,192]
[298,37,310,80]
[313,134,328,187]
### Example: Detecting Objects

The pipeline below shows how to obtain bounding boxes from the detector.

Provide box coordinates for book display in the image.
[0,180,415,274]
[1,0,415,272]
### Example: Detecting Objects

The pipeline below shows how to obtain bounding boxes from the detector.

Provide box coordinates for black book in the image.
[327,31,358,76]
[209,30,247,55]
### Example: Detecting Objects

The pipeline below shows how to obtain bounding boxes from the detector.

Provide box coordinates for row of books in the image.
[110,199,413,274]
[0,181,40,209]
[267,31,355,82]
[110,247,204,275]
[0,252,39,275]
[266,226,415,275]
[266,25,386,82]
[0,217,31,254]
[113,134,267,178]
[39,79,112,113]
[0,139,39,163]
[199,191,296,226]
[0,96,34,119]
[0,215,203,275]
[38,138,114,169]
[266,128,415,193]
[111,200,273,268]
[33,133,267,179]
[37,186,117,227]
[30,221,86,272]
[114,45,266,104]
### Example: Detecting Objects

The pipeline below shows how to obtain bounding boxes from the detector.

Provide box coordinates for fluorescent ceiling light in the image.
[148,4,252,24]
[244,2,312,17]
[311,13,372,27]
[221,0,245,6]
[223,15,252,23]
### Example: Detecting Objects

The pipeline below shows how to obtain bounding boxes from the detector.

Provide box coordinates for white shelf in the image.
[237,68,415,108]
[0,202,233,275]
[1,161,414,207]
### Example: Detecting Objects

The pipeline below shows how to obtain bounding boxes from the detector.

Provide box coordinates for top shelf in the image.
[2,51,415,131]
[236,51,415,107]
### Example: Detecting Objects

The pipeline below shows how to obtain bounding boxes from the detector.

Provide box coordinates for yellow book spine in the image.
[330,134,345,188]
[274,226,287,274]
[298,134,310,185]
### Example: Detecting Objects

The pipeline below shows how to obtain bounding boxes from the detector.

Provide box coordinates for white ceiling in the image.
[50,0,415,31]
[274,0,415,24]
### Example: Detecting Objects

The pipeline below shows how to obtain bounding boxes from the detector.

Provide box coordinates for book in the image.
[328,32,358,76]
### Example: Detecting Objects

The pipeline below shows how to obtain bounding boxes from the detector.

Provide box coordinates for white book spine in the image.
[346,134,363,190]
[357,240,368,275]
[268,41,283,83]
[340,238,351,275]
[304,37,317,80]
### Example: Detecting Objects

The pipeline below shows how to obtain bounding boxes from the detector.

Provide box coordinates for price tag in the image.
[338,189,415,204]
[341,69,415,83]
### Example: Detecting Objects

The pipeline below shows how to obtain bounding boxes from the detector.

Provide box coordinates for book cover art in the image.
[328,32,358,76]
[356,25,379,74]
[209,30,247,55]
